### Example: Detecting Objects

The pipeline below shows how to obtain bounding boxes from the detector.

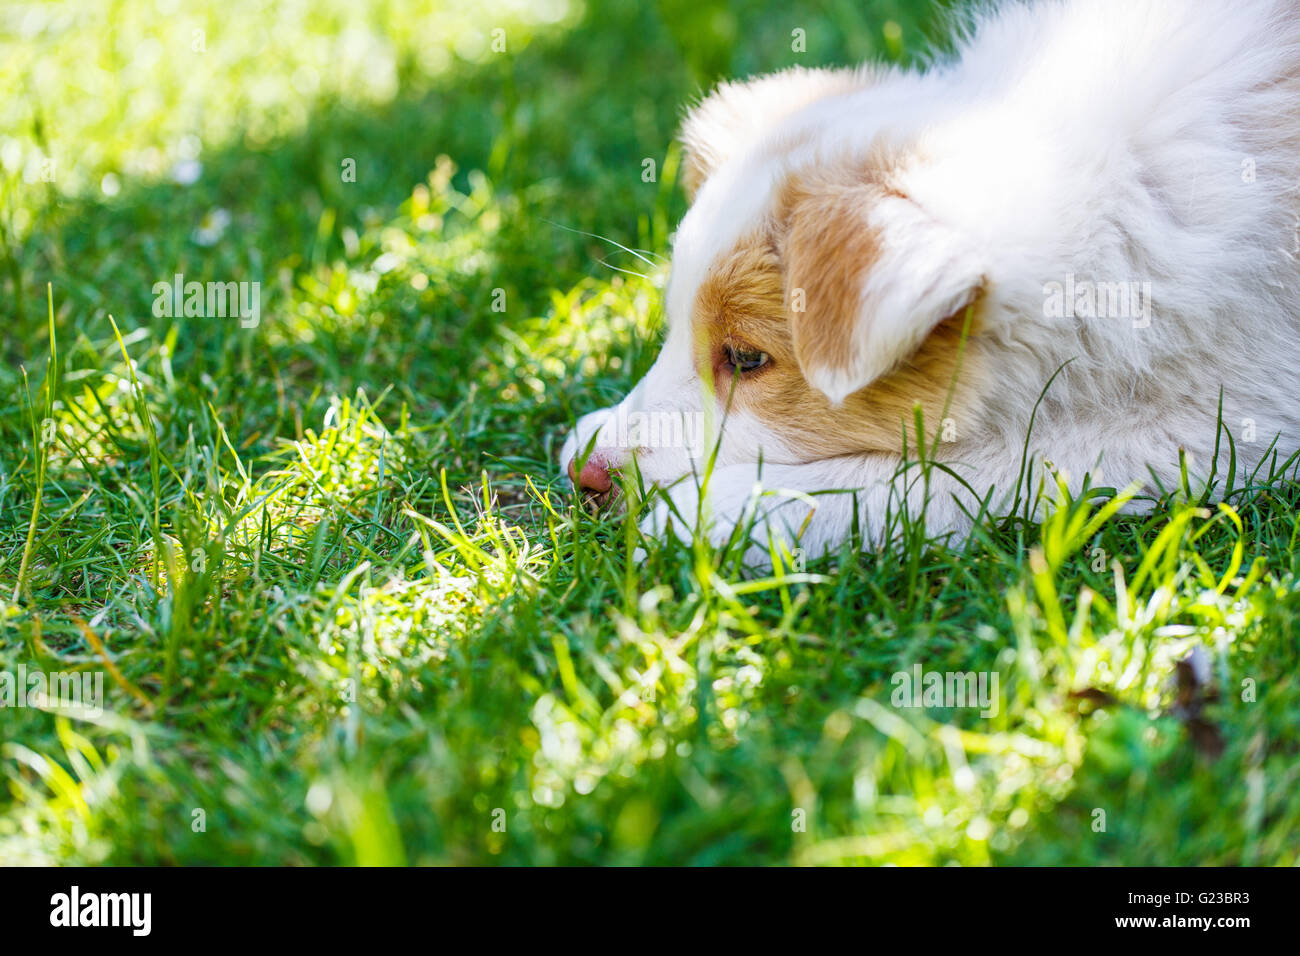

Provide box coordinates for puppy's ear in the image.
[781,173,985,404]
[679,66,868,200]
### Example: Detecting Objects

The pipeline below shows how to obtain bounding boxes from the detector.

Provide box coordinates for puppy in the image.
[561,0,1300,564]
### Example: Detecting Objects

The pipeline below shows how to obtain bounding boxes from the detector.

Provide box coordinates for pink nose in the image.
[568,457,612,495]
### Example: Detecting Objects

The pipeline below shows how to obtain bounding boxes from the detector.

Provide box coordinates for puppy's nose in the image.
[568,457,613,495]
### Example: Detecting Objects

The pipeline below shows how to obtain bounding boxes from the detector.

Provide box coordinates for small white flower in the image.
[172,158,202,186]
[192,207,231,246]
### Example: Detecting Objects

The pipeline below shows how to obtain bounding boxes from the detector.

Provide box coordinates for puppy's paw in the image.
[636,465,816,564]
[636,478,722,548]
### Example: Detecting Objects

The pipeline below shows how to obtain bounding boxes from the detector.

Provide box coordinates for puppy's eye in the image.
[723,344,770,374]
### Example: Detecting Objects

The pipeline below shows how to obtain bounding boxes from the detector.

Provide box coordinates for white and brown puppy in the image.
[562,0,1300,562]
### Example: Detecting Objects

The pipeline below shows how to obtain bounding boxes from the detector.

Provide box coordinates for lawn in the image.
[1,0,1297,865]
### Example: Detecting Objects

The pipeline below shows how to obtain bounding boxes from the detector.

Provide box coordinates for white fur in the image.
[562,0,1300,565]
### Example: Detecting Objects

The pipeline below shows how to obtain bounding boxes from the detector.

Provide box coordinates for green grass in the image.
[1,0,1298,865]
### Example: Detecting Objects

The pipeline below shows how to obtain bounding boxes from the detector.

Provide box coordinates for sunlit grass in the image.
[0,0,578,201]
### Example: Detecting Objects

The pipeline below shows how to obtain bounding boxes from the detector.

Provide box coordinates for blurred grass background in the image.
[0,0,1296,865]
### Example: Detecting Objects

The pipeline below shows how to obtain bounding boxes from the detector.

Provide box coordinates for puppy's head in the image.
[563,67,989,499]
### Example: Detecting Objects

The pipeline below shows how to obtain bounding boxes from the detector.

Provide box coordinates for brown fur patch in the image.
[690,159,986,458]
[778,170,886,381]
